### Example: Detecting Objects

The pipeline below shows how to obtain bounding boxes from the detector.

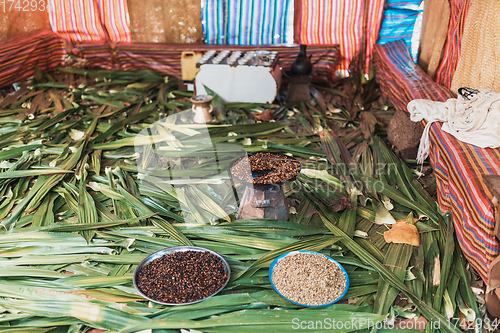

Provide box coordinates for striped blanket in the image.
[202,0,294,45]
[67,41,118,70]
[49,0,131,42]
[377,1,423,61]
[201,0,379,71]
[0,30,65,89]
[296,0,384,71]
[374,39,500,281]
[69,42,341,82]
[434,0,471,89]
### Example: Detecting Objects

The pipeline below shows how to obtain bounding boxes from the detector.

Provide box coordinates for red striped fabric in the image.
[373,40,453,109]
[364,0,385,72]
[0,30,65,88]
[68,41,119,69]
[434,0,471,89]
[97,0,131,42]
[49,0,107,42]
[67,42,341,82]
[297,0,384,71]
[49,0,131,42]
[374,40,500,281]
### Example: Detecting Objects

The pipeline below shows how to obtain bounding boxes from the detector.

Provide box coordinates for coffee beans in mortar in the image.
[135,250,228,304]
[230,152,301,184]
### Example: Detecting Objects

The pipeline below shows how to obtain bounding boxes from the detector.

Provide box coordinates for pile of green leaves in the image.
[0,67,479,332]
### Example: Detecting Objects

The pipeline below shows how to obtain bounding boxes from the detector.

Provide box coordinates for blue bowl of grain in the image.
[269,250,349,307]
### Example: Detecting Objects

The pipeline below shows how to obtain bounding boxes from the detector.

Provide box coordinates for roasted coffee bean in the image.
[230,152,301,184]
[136,250,228,304]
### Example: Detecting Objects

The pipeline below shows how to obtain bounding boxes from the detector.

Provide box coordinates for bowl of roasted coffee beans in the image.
[269,250,349,307]
[230,152,301,185]
[133,246,231,305]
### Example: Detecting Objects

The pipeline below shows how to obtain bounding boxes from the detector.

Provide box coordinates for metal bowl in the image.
[133,246,231,306]
[268,250,349,307]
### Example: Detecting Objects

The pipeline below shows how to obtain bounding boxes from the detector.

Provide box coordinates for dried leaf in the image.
[384,222,420,246]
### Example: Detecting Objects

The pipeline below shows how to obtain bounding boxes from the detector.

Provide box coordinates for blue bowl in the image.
[268,250,349,307]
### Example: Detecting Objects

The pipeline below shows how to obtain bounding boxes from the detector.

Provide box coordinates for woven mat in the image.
[451,0,500,94]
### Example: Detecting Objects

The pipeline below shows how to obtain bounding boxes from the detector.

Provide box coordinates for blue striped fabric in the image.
[202,0,294,45]
[383,0,422,6]
[377,0,423,61]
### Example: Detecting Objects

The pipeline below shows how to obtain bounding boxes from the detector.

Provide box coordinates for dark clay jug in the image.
[291,44,312,76]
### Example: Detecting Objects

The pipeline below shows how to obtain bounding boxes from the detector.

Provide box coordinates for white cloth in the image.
[407,89,500,164]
